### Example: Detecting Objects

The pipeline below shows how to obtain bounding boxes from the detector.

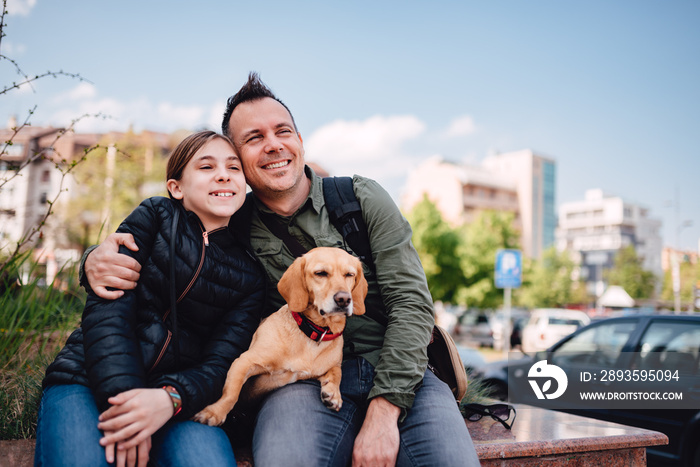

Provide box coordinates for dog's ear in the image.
[351,261,368,316]
[278,256,309,311]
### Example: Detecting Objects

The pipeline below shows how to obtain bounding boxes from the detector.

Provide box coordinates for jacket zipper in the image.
[149,225,225,373]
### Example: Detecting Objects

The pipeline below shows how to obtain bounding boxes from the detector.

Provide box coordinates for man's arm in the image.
[352,397,401,467]
[82,232,141,299]
[350,176,436,464]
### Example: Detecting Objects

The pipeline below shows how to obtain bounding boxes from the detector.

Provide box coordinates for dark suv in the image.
[473,314,700,466]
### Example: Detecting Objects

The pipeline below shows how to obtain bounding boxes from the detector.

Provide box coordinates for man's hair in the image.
[221,72,298,139]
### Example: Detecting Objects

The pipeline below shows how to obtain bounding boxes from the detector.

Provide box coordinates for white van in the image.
[521,308,590,353]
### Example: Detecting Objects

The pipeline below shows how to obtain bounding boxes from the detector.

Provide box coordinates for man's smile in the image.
[262,160,290,170]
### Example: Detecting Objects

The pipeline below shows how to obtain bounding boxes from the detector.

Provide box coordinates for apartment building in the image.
[401,149,556,258]
[555,189,662,295]
[0,125,99,251]
[1,123,172,283]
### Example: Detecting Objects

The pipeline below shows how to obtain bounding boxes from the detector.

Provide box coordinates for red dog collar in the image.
[291,312,343,342]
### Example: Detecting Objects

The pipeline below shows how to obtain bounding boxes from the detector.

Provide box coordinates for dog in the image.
[194,247,368,426]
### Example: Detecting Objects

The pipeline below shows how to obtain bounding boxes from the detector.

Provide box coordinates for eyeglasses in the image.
[463,403,516,430]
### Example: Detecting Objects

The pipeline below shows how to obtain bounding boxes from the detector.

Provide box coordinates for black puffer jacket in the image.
[43,197,265,419]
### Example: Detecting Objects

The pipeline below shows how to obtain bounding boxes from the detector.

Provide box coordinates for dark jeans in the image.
[252,357,480,467]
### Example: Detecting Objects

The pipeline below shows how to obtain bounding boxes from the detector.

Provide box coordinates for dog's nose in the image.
[334,291,351,308]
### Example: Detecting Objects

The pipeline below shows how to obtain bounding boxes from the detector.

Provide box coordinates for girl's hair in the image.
[166,130,234,199]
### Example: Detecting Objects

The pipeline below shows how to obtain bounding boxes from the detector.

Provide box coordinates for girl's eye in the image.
[200,165,212,170]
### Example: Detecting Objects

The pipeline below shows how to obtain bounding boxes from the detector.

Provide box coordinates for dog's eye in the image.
[345,273,355,278]
[314,271,328,277]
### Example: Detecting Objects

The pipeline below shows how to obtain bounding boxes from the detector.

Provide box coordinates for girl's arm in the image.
[152,279,265,419]
[82,198,162,411]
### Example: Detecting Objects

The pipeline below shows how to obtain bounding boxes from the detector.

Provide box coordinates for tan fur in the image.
[194,247,368,426]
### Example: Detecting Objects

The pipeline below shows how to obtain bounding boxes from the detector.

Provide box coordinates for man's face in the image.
[228,97,306,197]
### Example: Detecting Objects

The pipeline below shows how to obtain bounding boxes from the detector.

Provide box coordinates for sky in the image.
[2,0,699,251]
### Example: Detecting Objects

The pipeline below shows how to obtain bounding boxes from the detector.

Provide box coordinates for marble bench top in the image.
[466,403,668,461]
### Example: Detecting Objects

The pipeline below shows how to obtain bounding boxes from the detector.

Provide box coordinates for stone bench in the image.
[0,404,667,467]
[469,403,668,466]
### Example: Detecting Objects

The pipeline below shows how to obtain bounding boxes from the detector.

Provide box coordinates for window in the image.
[41,170,51,183]
[551,320,637,368]
[634,321,700,375]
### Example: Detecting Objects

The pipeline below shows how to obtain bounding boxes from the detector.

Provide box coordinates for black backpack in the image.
[322,176,374,271]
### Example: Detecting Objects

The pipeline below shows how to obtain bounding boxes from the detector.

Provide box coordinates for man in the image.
[83,73,480,466]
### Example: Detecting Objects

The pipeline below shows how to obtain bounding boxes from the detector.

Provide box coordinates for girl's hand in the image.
[98,388,174,451]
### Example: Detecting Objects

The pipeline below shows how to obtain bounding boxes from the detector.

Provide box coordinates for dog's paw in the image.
[320,386,343,411]
[193,406,227,426]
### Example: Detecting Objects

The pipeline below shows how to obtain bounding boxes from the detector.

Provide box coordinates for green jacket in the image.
[245,167,435,410]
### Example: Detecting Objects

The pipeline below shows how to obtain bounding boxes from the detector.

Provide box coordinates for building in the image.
[401,149,556,258]
[555,189,662,296]
[661,247,698,272]
[0,125,100,251]
[1,122,171,282]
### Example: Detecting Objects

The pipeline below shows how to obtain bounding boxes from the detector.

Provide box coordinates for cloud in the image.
[443,115,476,137]
[43,85,213,133]
[156,102,206,130]
[1,41,27,56]
[207,101,226,133]
[305,114,425,169]
[6,0,37,16]
[51,82,98,103]
[304,114,426,200]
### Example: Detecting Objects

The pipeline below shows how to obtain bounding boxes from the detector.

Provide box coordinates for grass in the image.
[0,253,84,440]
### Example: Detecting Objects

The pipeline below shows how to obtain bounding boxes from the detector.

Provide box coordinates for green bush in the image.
[0,253,84,439]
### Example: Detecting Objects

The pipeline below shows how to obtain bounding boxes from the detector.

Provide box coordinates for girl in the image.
[35,131,264,467]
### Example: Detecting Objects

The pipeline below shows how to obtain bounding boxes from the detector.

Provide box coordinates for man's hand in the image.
[85,233,141,299]
[352,397,401,467]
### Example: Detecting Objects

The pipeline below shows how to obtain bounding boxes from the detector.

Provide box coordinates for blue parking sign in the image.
[495,249,522,289]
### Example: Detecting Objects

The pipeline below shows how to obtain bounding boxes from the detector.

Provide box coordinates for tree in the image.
[516,247,588,308]
[62,129,172,249]
[605,245,657,300]
[405,195,465,303]
[0,1,98,272]
[660,255,700,309]
[456,210,520,308]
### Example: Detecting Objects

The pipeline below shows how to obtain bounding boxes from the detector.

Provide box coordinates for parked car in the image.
[473,314,700,466]
[491,309,530,351]
[456,311,494,348]
[520,308,590,353]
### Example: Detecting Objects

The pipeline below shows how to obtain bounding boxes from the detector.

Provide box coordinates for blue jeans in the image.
[34,384,236,466]
[252,357,480,467]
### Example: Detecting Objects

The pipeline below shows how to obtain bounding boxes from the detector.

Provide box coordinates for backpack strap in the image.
[323,177,375,271]
[323,176,387,327]
[258,211,308,258]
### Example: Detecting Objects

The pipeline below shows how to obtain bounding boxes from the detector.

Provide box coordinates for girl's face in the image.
[167,138,246,231]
